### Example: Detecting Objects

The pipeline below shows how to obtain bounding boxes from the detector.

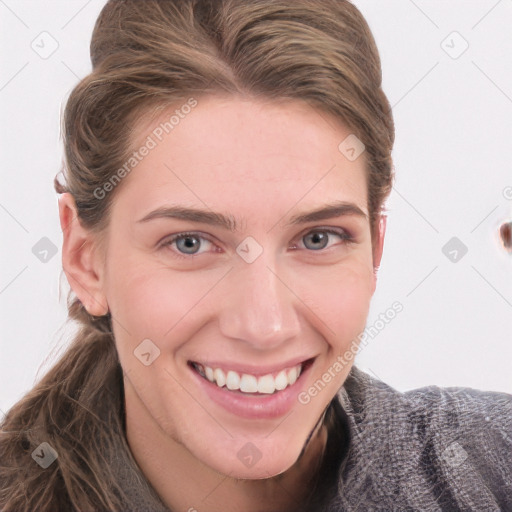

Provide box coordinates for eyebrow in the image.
[136,200,368,232]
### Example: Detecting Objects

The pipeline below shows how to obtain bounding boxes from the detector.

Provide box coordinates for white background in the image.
[1,0,511,418]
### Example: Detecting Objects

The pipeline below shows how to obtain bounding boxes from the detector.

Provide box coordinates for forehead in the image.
[116,95,368,222]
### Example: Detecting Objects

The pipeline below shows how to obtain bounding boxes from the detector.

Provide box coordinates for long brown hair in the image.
[0,1,395,509]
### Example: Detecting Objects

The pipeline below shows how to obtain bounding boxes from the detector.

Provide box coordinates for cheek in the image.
[335,265,373,316]
[299,261,374,345]
[106,262,222,347]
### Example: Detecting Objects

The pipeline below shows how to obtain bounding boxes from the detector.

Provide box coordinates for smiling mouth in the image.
[188,358,314,395]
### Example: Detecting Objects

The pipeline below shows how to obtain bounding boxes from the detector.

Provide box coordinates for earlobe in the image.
[58,193,109,317]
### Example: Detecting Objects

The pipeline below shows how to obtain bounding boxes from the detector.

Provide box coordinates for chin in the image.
[216,452,300,480]
[190,431,307,480]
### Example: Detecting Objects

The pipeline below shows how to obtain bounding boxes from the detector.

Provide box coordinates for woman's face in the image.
[78,95,384,478]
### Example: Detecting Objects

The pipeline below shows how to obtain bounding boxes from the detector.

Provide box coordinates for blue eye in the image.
[160,232,213,257]
[159,227,354,259]
[299,228,353,251]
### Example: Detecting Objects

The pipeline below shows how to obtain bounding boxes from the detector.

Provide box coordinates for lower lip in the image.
[188,360,314,420]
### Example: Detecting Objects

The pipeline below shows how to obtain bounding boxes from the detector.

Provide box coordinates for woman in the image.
[1,0,511,510]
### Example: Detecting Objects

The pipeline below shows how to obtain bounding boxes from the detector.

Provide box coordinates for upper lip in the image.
[189,356,315,377]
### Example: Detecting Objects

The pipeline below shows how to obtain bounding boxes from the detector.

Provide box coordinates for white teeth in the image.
[287,367,298,385]
[274,370,288,391]
[257,374,275,394]
[240,374,258,393]
[194,362,305,394]
[226,370,240,390]
[214,368,226,387]
[205,366,214,382]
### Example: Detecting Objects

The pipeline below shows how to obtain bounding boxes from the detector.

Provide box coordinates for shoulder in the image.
[341,364,512,443]
[331,366,512,510]
[403,378,512,449]
[402,377,512,489]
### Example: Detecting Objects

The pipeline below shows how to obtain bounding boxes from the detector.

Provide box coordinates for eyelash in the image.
[159,227,355,260]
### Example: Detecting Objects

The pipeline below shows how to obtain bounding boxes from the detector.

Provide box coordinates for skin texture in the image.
[59,95,386,511]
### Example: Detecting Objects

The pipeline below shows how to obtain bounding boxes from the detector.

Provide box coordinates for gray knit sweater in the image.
[110,366,512,511]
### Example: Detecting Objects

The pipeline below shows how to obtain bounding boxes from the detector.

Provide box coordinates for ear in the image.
[371,214,387,294]
[58,192,109,316]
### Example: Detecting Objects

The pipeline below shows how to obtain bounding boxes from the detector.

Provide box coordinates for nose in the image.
[217,249,302,351]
